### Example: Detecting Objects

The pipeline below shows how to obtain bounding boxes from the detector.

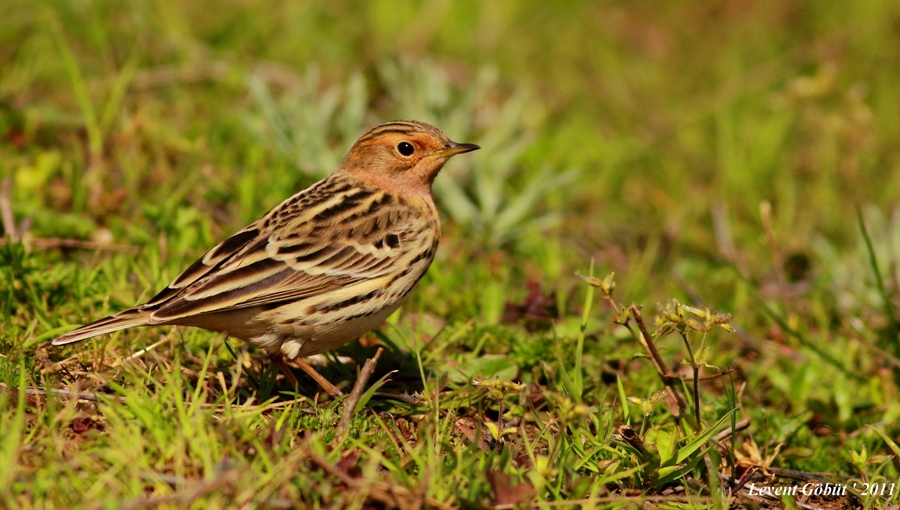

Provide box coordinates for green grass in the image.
[3,0,900,508]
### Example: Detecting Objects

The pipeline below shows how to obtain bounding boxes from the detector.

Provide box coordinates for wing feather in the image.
[145,196,420,323]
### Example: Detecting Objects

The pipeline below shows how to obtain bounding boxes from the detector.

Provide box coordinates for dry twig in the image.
[30,237,139,253]
[335,347,384,442]
[630,305,688,421]
[0,383,125,403]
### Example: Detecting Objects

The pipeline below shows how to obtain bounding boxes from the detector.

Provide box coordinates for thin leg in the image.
[290,357,343,398]
[269,354,300,386]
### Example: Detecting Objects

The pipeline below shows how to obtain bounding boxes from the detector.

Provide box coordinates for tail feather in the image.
[52,309,150,346]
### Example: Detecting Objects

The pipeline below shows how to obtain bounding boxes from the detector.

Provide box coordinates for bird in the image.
[52,120,480,397]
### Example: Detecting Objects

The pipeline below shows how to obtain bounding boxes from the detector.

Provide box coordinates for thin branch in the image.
[373,392,422,405]
[112,335,172,366]
[630,305,688,420]
[678,330,702,431]
[630,305,675,381]
[335,348,383,442]
[712,417,751,442]
[0,383,125,402]
[30,237,139,253]
[695,368,734,382]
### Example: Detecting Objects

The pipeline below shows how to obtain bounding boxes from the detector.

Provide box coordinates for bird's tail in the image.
[52,309,150,346]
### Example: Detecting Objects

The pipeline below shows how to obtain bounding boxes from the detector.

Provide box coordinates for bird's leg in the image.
[268,354,343,397]
[268,354,300,386]
[289,357,344,398]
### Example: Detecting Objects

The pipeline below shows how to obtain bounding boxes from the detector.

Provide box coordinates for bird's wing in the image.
[142,195,426,323]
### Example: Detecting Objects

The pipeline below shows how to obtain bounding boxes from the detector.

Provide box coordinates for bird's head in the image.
[340,120,480,196]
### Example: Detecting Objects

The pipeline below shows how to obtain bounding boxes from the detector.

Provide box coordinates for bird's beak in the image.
[434,141,480,158]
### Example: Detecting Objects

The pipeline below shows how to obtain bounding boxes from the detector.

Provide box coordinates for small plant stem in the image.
[573,260,594,402]
[679,331,702,431]
[629,305,688,424]
[547,415,569,467]
[601,295,621,316]
[692,365,701,431]
[335,347,383,443]
[497,391,505,434]
[629,306,670,380]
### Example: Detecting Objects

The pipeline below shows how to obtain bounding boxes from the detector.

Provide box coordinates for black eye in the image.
[397,141,415,157]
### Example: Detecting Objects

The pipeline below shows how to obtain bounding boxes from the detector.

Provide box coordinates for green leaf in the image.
[357,370,398,410]
[593,463,646,487]
[676,409,736,465]
[656,464,684,479]
[616,375,629,423]
[869,426,900,459]
[655,427,677,466]
[650,452,705,489]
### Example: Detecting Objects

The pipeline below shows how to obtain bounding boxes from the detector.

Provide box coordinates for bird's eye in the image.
[397,141,415,157]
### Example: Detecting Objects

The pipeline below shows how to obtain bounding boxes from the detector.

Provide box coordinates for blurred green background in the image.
[4,0,899,257]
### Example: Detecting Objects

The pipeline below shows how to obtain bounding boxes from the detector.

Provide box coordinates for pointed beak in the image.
[434,141,480,158]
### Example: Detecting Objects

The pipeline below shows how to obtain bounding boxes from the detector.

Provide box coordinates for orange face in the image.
[341,121,479,195]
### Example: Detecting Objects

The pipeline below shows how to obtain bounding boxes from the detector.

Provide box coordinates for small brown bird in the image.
[53,120,479,396]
